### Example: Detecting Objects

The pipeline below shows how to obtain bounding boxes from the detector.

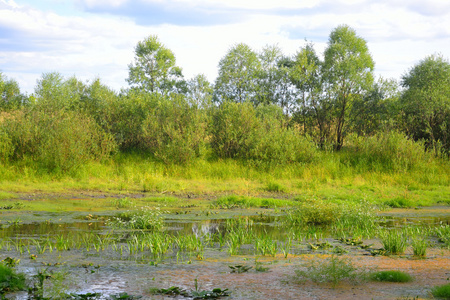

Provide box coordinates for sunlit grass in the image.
[0,151,449,208]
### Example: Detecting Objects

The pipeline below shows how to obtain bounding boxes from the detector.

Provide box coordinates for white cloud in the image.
[0,0,449,93]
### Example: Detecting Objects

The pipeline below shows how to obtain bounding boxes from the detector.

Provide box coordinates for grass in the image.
[380,230,408,255]
[294,255,370,287]
[211,195,298,209]
[0,263,27,294]
[431,283,450,299]
[0,150,448,208]
[370,270,413,282]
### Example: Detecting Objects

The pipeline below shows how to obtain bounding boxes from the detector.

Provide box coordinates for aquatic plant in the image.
[107,206,164,231]
[380,230,408,255]
[411,237,428,257]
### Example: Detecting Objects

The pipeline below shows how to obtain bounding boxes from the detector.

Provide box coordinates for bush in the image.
[142,94,207,164]
[345,131,432,172]
[370,270,413,282]
[1,109,116,172]
[210,102,318,165]
[209,101,260,159]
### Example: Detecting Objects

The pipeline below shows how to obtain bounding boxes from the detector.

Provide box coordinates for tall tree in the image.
[254,45,295,111]
[214,43,260,103]
[323,25,375,150]
[127,35,184,95]
[400,54,450,154]
[290,42,333,144]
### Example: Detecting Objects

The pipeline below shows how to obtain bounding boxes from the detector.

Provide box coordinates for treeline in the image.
[0,25,449,173]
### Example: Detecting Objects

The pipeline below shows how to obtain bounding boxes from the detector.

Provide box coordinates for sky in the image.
[1,0,450,94]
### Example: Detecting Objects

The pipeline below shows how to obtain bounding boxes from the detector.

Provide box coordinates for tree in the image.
[350,77,400,136]
[0,73,28,110]
[214,43,260,103]
[127,35,184,95]
[289,42,333,144]
[323,25,375,150]
[186,74,213,108]
[400,54,450,154]
[254,45,295,111]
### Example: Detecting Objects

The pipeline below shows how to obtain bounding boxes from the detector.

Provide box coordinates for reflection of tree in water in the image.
[192,220,223,238]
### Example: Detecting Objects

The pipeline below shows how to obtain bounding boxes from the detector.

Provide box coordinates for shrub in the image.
[431,283,450,299]
[370,270,413,282]
[345,131,432,172]
[142,94,207,164]
[1,109,116,172]
[209,101,259,159]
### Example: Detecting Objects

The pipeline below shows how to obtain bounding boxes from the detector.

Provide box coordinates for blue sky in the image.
[1,0,450,93]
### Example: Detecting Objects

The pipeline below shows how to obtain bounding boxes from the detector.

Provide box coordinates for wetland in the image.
[0,193,449,299]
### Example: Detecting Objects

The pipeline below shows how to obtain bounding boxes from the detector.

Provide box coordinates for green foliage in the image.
[215,43,260,103]
[435,225,450,248]
[141,94,207,164]
[345,131,432,172]
[384,197,415,208]
[400,54,450,155]
[295,255,368,287]
[431,283,450,299]
[287,199,339,226]
[210,102,318,164]
[1,109,116,172]
[0,73,28,111]
[380,230,408,255]
[127,35,184,95]
[411,238,428,257]
[0,263,26,294]
[286,199,378,237]
[210,101,259,159]
[264,181,286,193]
[323,25,375,150]
[108,207,164,230]
[111,197,135,209]
[370,270,413,282]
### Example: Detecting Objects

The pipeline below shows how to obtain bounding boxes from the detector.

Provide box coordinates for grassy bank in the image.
[1,149,448,208]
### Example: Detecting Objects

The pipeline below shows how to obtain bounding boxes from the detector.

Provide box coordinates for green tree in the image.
[254,45,295,111]
[127,35,184,95]
[186,74,213,108]
[400,54,450,154]
[323,25,375,150]
[350,77,400,135]
[214,43,260,103]
[0,73,28,110]
[289,43,333,146]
